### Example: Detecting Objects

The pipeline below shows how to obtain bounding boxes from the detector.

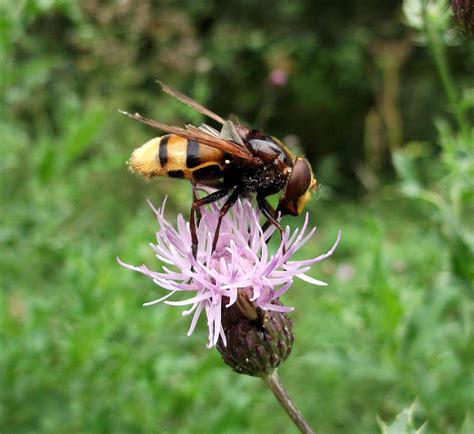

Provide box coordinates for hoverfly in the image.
[121,82,317,257]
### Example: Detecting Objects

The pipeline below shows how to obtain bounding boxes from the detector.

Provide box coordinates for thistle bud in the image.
[216,291,294,377]
[452,0,474,38]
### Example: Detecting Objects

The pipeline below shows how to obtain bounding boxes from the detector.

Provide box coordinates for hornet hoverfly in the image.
[120,82,317,257]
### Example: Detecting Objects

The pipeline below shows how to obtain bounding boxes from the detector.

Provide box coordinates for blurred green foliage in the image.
[1,0,473,433]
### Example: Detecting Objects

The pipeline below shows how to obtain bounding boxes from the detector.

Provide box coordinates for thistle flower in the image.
[270,69,289,87]
[118,197,340,354]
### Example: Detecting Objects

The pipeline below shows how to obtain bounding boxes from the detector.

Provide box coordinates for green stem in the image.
[423,3,469,138]
[263,370,315,434]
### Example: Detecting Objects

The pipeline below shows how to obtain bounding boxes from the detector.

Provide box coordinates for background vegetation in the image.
[1,0,472,433]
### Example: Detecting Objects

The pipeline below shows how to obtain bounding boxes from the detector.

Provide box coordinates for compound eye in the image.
[283,157,313,202]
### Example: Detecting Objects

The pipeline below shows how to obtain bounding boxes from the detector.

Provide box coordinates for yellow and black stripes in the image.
[129,134,226,182]
[186,139,201,168]
[158,135,170,167]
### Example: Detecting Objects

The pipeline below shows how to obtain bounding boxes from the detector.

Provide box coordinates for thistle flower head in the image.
[270,69,288,86]
[118,197,340,351]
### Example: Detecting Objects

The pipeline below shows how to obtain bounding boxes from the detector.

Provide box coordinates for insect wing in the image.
[119,111,260,165]
[158,81,226,125]
[185,124,247,153]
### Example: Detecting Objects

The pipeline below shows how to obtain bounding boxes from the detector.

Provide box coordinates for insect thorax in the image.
[224,160,288,196]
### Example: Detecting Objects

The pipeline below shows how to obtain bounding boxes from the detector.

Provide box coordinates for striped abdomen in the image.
[129,134,226,182]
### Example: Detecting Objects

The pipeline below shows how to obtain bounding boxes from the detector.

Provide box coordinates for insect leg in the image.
[190,188,229,258]
[211,187,242,252]
[191,183,202,223]
[261,220,272,233]
[260,199,278,234]
[257,197,285,251]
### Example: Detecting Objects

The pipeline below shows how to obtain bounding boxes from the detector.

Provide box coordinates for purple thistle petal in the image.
[143,290,177,306]
[218,326,227,347]
[182,301,200,316]
[262,304,294,313]
[187,302,204,336]
[165,292,212,306]
[296,274,328,286]
[146,197,161,215]
[213,298,222,346]
[272,279,294,299]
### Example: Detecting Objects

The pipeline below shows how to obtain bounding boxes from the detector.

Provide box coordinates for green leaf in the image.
[377,402,427,434]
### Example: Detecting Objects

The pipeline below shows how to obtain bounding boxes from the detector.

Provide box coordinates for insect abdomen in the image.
[129,134,225,181]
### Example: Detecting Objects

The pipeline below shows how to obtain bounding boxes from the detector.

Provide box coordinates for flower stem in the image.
[423,0,469,139]
[263,370,315,434]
